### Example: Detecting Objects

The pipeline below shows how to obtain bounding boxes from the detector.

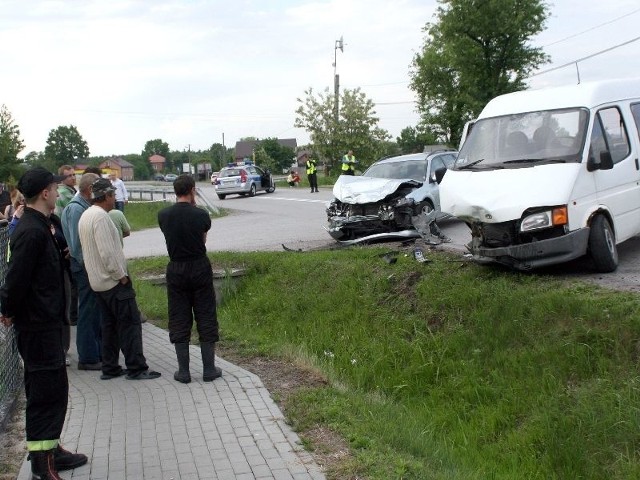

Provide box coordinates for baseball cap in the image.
[91,178,116,199]
[18,167,65,198]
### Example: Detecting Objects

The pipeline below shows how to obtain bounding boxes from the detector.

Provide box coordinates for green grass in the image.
[125,202,225,231]
[129,248,640,479]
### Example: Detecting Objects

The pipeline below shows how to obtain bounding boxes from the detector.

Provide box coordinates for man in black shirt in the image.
[158,175,221,383]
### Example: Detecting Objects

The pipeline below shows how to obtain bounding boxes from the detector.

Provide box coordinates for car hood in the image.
[332,175,421,204]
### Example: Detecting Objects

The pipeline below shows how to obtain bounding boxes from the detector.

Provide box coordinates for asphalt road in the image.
[124,182,640,293]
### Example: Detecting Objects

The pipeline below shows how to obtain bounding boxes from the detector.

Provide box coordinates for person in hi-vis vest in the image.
[341,150,357,175]
[306,155,319,193]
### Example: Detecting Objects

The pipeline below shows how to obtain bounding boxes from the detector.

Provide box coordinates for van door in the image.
[590,105,640,242]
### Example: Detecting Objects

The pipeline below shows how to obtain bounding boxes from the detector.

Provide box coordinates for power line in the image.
[531,35,640,78]
[543,7,640,48]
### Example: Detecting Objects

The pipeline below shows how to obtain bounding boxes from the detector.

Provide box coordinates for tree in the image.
[295,87,390,173]
[0,105,26,182]
[209,143,229,171]
[44,125,90,168]
[410,0,550,146]
[397,126,441,154]
[142,139,171,172]
[259,138,295,173]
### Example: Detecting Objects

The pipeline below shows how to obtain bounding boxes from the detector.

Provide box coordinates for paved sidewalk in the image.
[18,323,325,480]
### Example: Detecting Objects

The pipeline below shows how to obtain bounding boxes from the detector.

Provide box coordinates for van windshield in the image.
[455,108,589,169]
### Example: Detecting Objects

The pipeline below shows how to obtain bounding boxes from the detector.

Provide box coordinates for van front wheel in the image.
[588,215,618,272]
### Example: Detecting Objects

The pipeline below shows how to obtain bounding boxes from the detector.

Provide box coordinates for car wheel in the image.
[418,201,435,216]
[249,184,257,197]
[588,214,618,272]
[266,183,275,193]
[216,194,226,200]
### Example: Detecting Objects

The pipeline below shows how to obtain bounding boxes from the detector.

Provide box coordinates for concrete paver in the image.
[18,323,325,479]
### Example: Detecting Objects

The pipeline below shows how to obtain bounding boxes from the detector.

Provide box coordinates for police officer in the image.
[341,149,357,175]
[306,155,319,193]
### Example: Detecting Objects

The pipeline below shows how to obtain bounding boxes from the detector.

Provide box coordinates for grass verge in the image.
[125,202,225,231]
[129,246,640,479]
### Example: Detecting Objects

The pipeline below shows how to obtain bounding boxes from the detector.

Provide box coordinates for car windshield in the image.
[363,160,427,182]
[220,168,243,178]
[455,108,589,169]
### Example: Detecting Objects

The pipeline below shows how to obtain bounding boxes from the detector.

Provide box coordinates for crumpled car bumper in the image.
[469,227,590,270]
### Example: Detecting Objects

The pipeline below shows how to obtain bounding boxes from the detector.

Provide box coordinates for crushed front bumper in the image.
[469,227,590,270]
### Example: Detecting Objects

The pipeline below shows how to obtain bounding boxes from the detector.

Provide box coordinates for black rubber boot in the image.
[200,342,222,382]
[53,444,88,471]
[30,449,63,480]
[174,343,191,384]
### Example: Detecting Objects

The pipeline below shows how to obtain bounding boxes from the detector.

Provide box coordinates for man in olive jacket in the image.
[0,167,87,479]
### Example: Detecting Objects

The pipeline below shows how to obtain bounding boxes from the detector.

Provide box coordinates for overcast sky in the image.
[1,0,639,157]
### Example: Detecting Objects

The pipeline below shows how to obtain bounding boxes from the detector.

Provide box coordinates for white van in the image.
[440,78,640,272]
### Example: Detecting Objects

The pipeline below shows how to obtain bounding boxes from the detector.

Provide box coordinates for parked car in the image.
[213,164,275,200]
[210,171,219,185]
[153,174,165,181]
[326,148,457,242]
[164,173,178,182]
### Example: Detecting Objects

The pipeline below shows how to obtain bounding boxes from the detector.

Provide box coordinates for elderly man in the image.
[79,178,160,381]
[0,167,88,479]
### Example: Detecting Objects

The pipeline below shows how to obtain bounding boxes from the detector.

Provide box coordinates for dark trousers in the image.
[308,173,318,191]
[16,328,68,442]
[115,201,125,212]
[167,257,219,344]
[342,170,354,175]
[96,280,148,376]
[71,259,102,364]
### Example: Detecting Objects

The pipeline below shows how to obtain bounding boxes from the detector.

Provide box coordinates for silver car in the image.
[213,164,276,200]
[326,148,457,242]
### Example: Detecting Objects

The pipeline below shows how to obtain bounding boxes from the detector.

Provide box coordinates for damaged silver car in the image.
[325,148,457,243]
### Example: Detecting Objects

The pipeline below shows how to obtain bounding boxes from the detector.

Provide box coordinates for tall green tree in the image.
[295,87,390,173]
[0,105,25,181]
[142,139,171,172]
[44,125,90,168]
[410,0,550,146]
[259,138,295,173]
[397,126,441,154]
[209,143,229,171]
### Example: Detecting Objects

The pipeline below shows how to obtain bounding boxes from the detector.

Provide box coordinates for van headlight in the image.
[520,206,568,232]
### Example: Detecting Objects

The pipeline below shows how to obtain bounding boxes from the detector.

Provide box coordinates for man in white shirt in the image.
[108,172,128,212]
[78,178,160,381]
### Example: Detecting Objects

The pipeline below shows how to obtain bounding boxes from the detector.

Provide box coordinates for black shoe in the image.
[53,445,88,471]
[78,362,102,371]
[203,366,222,382]
[126,370,161,380]
[100,370,127,380]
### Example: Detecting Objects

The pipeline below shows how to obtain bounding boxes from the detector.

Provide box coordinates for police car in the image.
[212,163,276,200]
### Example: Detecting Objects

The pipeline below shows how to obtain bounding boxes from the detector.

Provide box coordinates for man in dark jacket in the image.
[0,167,87,480]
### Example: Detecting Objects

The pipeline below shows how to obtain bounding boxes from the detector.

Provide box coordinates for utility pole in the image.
[333,36,344,174]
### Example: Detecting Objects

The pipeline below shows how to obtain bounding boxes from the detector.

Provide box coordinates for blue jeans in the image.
[70,258,103,364]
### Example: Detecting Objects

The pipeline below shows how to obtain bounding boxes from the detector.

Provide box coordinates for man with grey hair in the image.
[61,173,104,372]
[79,178,160,381]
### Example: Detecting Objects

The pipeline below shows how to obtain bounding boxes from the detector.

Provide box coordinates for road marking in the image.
[262,197,328,203]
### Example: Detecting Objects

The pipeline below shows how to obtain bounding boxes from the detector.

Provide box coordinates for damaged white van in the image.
[440,78,640,272]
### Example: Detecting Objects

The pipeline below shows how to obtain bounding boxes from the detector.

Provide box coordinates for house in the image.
[100,157,135,181]
[234,138,298,163]
[149,154,166,172]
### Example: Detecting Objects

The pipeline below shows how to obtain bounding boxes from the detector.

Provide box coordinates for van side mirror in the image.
[587,151,614,171]
[434,167,447,184]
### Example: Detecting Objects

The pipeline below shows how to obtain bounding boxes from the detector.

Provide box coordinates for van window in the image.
[456,108,588,169]
[589,107,630,164]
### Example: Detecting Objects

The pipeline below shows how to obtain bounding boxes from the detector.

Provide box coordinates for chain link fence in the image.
[0,224,22,430]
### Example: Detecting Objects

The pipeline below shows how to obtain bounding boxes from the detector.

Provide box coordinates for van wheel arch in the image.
[588,214,618,273]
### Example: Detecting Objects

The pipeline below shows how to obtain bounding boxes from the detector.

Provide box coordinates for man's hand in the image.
[0,314,13,327]
[119,276,129,285]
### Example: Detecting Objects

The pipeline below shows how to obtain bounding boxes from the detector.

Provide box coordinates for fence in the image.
[127,186,220,215]
[0,224,22,430]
